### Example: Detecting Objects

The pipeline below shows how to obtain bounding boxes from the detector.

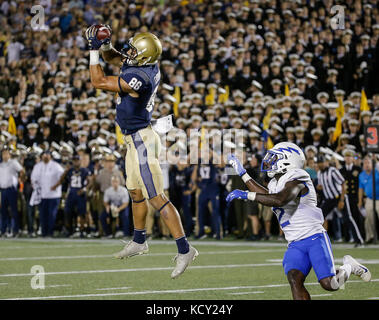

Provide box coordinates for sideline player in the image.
[226,142,371,300]
[84,25,198,278]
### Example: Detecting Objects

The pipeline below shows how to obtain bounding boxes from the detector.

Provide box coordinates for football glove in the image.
[85,24,111,50]
[227,153,246,176]
[226,190,248,203]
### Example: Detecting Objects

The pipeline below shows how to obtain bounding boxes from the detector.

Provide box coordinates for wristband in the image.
[242,173,252,183]
[90,50,100,65]
[101,42,112,51]
[247,192,256,201]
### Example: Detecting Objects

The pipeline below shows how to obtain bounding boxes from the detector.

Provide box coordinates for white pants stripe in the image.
[344,195,364,244]
[323,231,336,275]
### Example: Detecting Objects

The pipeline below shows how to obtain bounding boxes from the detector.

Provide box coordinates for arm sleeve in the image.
[358,174,364,189]
[103,189,110,203]
[31,163,39,186]
[331,167,345,184]
[12,160,23,173]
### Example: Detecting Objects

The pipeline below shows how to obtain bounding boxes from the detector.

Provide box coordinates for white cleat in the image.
[343,255,371,282]
[114,240,149,259]
[171,246,199,279]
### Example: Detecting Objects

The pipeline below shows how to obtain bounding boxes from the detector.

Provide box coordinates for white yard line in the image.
[228,291,265,295]
[0,283,7,285]
[0,249,285,261]
[2,238,378,249]
[368,297,379,300]
[96,287,132,291]
[311,294,332,297]
[267,258,379,265]
[5,279,379,300]
[0,262,283,278]
[45,284,72,288]
[3,285,290,300]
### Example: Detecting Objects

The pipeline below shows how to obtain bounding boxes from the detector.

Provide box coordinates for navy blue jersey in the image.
[116,63,161,134]
[172,166,193,191]
[197,164,219,189]
[66,168,90,193]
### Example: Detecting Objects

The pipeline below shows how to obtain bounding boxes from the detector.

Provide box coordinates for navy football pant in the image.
[39,198,60,237]
[197,189,221,238]
[100,208,130,236]
[0,187,19,234]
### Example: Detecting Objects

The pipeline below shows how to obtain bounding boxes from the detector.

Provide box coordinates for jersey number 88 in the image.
[128,77,142,90]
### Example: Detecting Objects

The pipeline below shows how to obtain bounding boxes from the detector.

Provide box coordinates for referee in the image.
[339,149,365,246]
[316,155,345,242]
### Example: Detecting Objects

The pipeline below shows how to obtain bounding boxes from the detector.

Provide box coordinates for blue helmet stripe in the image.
[274,147,300,155]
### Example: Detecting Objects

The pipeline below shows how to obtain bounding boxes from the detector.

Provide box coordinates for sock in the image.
[337,264,352,289]
[133,229,146,244]
[176,236,190,254]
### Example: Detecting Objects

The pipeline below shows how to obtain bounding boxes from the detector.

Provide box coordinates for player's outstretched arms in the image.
[227,153,268,194]
[101,46,127,67]
[89,61,138,95]
[226,180,306,207]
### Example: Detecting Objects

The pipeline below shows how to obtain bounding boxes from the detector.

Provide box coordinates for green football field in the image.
[0,238,378,300]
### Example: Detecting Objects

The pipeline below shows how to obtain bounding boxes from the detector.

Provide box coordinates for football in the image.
[96,25,111,40]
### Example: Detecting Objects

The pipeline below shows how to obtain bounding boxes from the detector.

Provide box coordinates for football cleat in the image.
[114,240,149,259]
[343,255,371,282]
[171,246,199,279]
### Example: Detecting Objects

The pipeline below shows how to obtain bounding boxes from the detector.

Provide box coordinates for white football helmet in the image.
[261,142,306,178]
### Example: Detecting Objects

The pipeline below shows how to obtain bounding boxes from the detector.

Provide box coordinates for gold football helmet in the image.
[124,32,162,66]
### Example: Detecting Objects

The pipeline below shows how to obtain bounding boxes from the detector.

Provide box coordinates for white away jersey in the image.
[267,168,325,243]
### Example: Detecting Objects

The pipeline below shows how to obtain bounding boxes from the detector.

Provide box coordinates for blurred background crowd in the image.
[0,0,378,244]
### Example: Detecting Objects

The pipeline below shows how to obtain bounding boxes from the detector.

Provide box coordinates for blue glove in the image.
[226,190,248,203]
[227,154,246,176]
[85,25,111,50]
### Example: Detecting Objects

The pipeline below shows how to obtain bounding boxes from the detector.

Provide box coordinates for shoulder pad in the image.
[283,168,310,182]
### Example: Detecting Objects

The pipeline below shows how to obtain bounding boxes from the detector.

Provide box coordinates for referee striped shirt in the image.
[317,166,345,199]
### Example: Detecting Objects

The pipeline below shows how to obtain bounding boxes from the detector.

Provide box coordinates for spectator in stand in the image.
[0,0,378,241]
[100,175,130,238]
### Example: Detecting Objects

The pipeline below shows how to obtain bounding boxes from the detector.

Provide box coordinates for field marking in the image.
[3,285,290,300]
[0,249,285,262]
[2,238,378,249]
[45,285,72,288]
[267,258,379,265]
[368,297,379,300]
[0,283,7,285]
[229,291,264,295]
[311,294,332,297]
[5,279,379,300]
[0,262,283,278]
[2,257,379,277]
[96,287,132,291]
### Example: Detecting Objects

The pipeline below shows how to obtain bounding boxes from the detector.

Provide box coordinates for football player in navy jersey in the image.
[85,25,198,278]
[52,155,90,237]
[170,159,196,237]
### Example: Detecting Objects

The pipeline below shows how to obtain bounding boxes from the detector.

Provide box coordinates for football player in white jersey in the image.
[226,142,371,300]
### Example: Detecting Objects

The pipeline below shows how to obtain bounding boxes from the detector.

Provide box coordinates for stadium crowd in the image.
[0,0,378,245]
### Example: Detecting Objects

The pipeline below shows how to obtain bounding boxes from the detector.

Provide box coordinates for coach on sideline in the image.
[31,150,64,237]
[0,146,25,237]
